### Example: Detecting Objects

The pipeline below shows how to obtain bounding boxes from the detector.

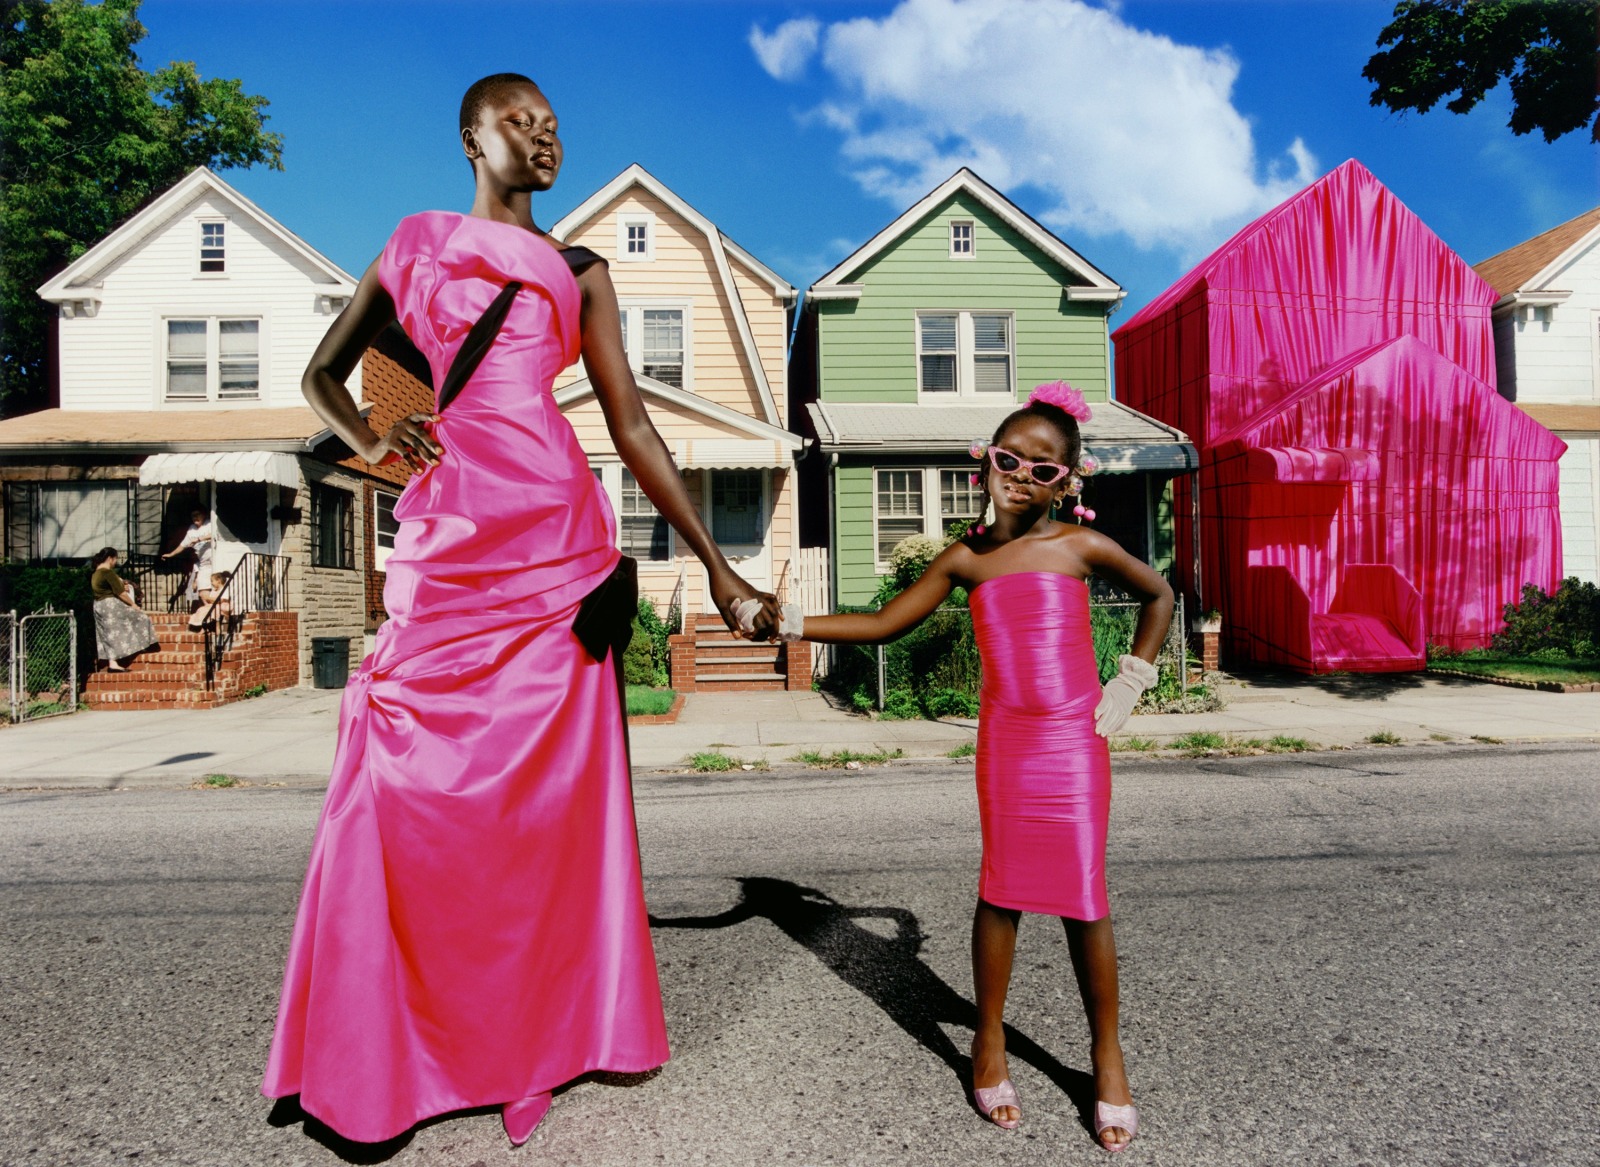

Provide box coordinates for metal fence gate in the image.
[1,611,14,725]
[13,608,78,723]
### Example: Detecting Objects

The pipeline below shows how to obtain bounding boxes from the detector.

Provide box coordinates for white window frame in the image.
[616,211,655,262]
[592,461,676,565]
[372,488,400,570]
[197,217,228,276]
[157,316,265,406]
[616,297,693,391]
[914,309,1014,401]
[872,465,987,572]
[949,219,975,259]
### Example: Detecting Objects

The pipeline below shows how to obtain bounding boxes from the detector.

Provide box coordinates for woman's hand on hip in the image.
[369,414,443,471]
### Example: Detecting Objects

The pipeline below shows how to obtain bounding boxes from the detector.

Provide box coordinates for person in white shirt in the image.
[162,509,214,603]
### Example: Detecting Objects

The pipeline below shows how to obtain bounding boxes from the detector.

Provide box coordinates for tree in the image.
[0,0,283,415]
[1363,0,1600,144]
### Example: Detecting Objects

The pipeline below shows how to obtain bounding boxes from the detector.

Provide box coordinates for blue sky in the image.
[140,0,1597,326]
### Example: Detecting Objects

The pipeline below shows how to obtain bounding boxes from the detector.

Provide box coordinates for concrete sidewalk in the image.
[3,670,1598,790]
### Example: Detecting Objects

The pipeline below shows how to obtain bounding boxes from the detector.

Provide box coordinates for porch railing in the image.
[120,555,194,614]
[190,553,291,691]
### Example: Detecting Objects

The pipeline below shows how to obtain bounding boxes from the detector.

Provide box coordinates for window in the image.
[373,490,399,570]
[164,318,260,403]
[711,471,762,544]
[875,470,925,566]
[641,309,684,387]
[310,483,354,569]
[617,301,691,389]
[34,483,129,560]
[199,220,225,273]
[939,469,985,528]
[619,470,669,561]
[949,220,974,258]
[616,212,654,262]
[915,310,1013,398]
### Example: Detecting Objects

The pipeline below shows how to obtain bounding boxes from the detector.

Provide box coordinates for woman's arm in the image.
[802,545,960,645]
[575,262,778,637]
[1080,531,1174,662]
[302,258,443,473]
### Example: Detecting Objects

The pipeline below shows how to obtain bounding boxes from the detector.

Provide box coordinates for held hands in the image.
[710,571,780,641]
[369,413,444,473]
[1093,654,1160,737]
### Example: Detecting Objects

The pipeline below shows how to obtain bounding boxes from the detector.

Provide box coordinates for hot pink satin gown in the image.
[970,572,1112,921]
[262,212,669,1142]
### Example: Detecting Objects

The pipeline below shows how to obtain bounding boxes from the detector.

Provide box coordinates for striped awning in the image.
[670,439,790,469]
[138,450,301,489]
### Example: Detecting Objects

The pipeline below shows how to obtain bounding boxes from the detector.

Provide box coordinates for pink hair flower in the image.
[1029,380,1092,423]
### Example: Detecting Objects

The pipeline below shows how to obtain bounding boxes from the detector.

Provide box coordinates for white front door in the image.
[704,468,770,608]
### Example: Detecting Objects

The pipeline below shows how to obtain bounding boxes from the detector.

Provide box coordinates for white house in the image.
[0,167,418,698]
[1476,206,1600,584]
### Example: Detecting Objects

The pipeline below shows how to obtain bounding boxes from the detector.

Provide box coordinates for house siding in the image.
[283,463,367,684]
[818,191,1111,404]
[56,188,358,412]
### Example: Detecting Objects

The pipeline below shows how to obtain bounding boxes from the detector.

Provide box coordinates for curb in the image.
[628,692,686,726]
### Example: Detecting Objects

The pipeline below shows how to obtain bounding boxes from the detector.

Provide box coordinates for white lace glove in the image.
[1094,654,1160,737]
[734,599,805,641]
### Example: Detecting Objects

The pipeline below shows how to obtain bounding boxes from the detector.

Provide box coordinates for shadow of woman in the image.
[650,876,1094,1122]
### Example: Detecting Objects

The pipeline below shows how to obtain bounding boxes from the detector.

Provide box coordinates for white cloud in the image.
[750,18,822,82]
[762,0,1317,253]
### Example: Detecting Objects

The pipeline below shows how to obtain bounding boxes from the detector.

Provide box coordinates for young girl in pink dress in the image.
[797,384,1172,1153]
[262,74,777,1146]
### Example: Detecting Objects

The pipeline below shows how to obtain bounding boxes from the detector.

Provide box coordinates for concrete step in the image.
[692,674,789,693]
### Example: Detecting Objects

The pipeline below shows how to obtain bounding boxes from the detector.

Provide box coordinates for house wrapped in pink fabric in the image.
[1113,159,1565,671]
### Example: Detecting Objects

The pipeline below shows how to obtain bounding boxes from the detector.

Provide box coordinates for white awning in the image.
[671,439,790,469]
[138,450,301,489]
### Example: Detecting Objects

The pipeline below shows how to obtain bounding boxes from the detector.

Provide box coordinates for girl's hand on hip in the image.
[371,414,443,471]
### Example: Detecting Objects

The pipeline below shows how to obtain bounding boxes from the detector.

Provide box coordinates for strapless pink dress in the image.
[970,572,1112,921]
[262,212,669,1142]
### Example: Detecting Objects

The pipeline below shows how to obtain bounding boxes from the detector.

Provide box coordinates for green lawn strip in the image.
[1427,656,1600,687]
[946,742,977,759]
[684,751,768,773]
[791,747,905,768]
[626,685,677,717]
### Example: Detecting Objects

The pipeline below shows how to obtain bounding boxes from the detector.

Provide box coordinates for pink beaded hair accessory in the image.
[1028,380,1092,423]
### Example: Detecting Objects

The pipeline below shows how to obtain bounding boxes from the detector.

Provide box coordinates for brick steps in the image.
[668,613,811,694]
[83,610,299,710]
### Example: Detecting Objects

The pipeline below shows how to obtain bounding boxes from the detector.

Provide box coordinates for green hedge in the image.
[1492,577,1600,659]
[0,562,93,615]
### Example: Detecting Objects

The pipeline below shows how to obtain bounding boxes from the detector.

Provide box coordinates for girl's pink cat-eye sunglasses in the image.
[985,445,1071,486]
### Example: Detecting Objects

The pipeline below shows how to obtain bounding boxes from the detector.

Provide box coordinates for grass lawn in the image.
[625,685,677,717]
[1427,655,1600,687]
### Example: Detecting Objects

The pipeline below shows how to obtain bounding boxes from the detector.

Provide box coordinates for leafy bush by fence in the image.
[0,563,92,615]
[628,597,679,688]
[1492,577,1600,659]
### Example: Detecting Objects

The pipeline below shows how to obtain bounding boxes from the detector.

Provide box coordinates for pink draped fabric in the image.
[971,573,1110,921]
[262,213,669,1142]
[1114,160,1565,671]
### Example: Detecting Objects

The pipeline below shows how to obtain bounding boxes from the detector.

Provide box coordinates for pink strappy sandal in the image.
[972,1078,1021,1129]
[1094,1100,1139,1152]
[503,1091,553,1146]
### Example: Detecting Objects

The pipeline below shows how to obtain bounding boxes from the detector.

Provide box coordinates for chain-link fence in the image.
[1,611,16,725]
[16,608,77,722]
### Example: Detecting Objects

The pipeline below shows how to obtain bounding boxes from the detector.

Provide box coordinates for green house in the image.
[792,169,1196,606]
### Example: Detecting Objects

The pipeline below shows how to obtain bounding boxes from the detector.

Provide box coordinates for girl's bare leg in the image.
[971,898,1022,1123]
[1064,913,1133,1149]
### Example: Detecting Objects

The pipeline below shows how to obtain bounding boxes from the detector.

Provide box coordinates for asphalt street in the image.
[2,743,1596,1166]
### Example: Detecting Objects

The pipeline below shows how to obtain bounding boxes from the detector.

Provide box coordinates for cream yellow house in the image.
[551,165,805,617]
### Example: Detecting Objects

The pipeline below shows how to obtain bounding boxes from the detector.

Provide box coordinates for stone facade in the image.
[284,461,367,685]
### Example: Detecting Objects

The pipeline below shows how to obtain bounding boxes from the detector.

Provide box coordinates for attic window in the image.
[617,212,654,262]
[949,220,974,259]
[200,221,226,273]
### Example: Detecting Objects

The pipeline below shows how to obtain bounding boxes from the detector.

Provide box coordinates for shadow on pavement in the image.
[266,1095,419,1163]
[651,876,1095,1124]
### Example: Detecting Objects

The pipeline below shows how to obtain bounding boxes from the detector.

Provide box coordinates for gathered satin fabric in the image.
[261,212,669,1142]
[971,572,1111,921]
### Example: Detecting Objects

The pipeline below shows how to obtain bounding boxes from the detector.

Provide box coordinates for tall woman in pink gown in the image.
[262,74,776,1145]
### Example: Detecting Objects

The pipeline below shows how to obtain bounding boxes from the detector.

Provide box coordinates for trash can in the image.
[311,637,351,689]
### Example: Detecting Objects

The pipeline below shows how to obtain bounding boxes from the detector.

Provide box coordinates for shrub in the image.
[880,688,921,720]
[1088,604,1139,684]
[1493,577,1600,658]
[0,562,93,615]
[635,597,677,687]
[923,687,979,719]
[622,624,656,686]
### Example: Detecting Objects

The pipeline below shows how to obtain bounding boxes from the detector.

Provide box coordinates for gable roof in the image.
[553,373,805,451]
[1474,205,1600,297]
[37,168,356,303]
[549,163,792,428]
[810,168,1121,295]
